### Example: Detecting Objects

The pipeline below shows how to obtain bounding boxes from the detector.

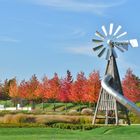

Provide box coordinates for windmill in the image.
[92,23,138,125]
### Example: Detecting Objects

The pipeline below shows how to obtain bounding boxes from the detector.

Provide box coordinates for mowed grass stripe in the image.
[0,126,140,140]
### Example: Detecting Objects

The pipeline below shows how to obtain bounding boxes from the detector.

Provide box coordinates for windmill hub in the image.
[107,39,111,45]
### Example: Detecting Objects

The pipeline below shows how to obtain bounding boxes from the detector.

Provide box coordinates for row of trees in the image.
[0,69,140,109]
[0,70,101,109]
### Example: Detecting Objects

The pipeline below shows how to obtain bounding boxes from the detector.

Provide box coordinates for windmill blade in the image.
[98,48,106,57]
[112,48,118,58]
[129,39,138,47]
[121,45,128,50]
[113,25,122,36]
[114,40,129,46]
[115,45,125,52]
[113,41,129,50]
[93,44,104,51]
[102,25,108,36]
[92,38,104,43]
[105,49,110,60]
[95,31,105,39]
[109,23,113,35]
[116,32,127,39]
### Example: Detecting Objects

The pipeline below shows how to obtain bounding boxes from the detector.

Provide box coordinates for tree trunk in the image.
[42,101,44,110]
[88,102,91,108]
[53,102,56,112]
[79,103,81,112]
[31,100,35,109]
[65,103,67,112]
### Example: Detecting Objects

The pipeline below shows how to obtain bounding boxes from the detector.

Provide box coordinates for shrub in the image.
[129,112,140,123]
[2,114,36,124]
[81,108,93,115]
[1,114,93,126]
[11,114,26,123]
[3,114,13,123]
[35,115,80,125]
[0,111,12,117]
[0,123,46,128]
[80,117,92,124]
[52,123,98,130]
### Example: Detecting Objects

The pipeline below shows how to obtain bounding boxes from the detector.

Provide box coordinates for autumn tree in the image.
[70,72,87,111]
[35,76,50,110]
[59,70,73,111]
[85,71,101,107]
[47,73,60,111]
[9,78,19,107]
[18,75,39,109]
[122,69,140,102]
[1,78,15,101]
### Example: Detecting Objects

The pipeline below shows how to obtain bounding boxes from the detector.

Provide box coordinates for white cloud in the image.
[28,0,127,15]
[64,45,94,56]
[0,36,20,43]
[72,29,86,38]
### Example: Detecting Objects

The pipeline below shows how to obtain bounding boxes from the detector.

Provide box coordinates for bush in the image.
[11,114,26,123]
[80,117,92,124]
[3,114,13,123]
[129,112,140,124]
[0,123,46,128]
[52,123,98,130]
[0,100,13,107]
[0,114,93,126]
[1,114,36,124]
[35,115,80,125]
[0,111,17,117]
[81,108,93,115]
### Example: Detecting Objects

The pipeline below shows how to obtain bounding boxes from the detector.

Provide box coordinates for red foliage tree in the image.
[47,73,60,101]
[18,75,39,108]
[59,70,73,102]
[35,76,50,109]
[84,71,101,106]
[122,69,140,102]
[70,72,87,110]
[18,80,28,100]
[58,70,73,111]
[47,73,60,111]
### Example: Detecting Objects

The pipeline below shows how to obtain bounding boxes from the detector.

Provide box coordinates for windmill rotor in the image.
[92,23,138,60]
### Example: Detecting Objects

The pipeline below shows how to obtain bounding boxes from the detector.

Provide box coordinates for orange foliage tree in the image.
[18,75,39,108]
[70,72,87,111]
[122,69,140,102]
[47,73,60,111]
[84,71,101,107]
[9,78,19,106]
[35,76,50,109]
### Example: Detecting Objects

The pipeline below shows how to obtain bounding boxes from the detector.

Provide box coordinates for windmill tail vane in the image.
[92,23,140,125]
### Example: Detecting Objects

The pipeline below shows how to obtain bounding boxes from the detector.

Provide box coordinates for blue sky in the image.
[0,0,140,81]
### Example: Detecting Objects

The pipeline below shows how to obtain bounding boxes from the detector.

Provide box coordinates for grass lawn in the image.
[0,125,139,140]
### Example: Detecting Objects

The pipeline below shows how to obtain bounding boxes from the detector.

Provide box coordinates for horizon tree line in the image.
[0,69,140,110]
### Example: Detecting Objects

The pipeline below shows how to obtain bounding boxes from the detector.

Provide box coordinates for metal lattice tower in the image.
[92,23,138,125]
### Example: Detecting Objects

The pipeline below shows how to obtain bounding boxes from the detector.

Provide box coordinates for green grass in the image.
[0,125,139,140]
[0,100,13,107]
